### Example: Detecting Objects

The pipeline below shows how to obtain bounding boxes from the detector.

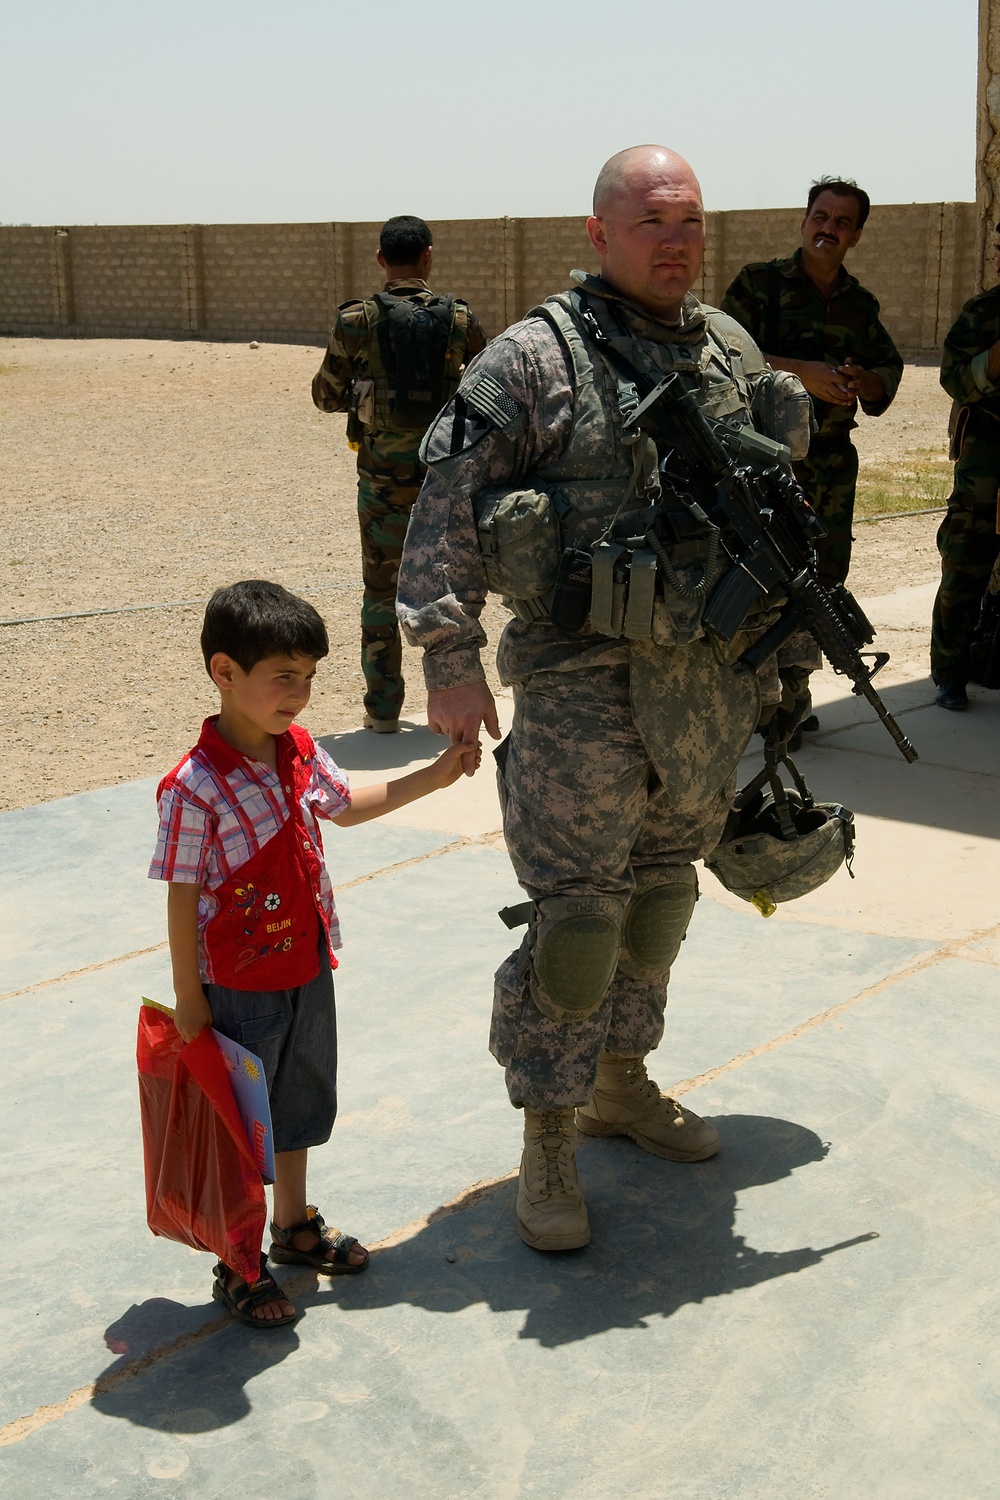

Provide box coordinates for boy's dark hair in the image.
[201,580,329,675]
[379,215,433,266]
[806,176,870,230]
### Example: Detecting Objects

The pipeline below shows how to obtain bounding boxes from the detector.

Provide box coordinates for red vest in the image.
[202,725,330,990]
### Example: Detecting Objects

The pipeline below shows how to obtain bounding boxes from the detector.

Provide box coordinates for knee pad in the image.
[617,866,698,984]
[530,894,622,1024]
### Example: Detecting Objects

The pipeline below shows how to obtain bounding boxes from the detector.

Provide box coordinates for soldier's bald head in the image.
[593,146,702,218]
[586,145,705,318]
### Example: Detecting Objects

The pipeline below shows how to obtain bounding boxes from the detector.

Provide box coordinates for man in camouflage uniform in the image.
[930,221,1000,710]
[312,216,486,730]
[722,178,902,741]
[398,147,798,1252]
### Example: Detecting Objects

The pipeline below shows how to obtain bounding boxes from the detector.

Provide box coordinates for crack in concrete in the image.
[0,838,480,1007]
[669,922,999,1095]
[0,1177,522,1449]
[0,941,170,1004]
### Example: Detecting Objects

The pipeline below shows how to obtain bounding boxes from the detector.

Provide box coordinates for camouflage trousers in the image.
[793,438,859,588]
[356,449,424,721]
[490,633,760,1111]
[930,433,1000,684]
[765,437,860,729]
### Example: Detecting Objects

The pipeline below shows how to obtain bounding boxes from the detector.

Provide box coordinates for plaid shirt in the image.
[149,718,351,983]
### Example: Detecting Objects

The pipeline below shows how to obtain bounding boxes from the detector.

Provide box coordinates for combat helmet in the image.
[705,743,855,917]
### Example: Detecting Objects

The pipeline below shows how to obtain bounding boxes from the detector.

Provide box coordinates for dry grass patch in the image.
[856,445,951,518]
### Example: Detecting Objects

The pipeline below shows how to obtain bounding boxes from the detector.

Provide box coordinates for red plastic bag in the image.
[137,1003,266,1284]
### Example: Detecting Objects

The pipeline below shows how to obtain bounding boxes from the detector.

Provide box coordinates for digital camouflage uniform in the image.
[930,287,1000,685]
[312,278,486,721]
[398,273,778,1112]
[722,249,902,724]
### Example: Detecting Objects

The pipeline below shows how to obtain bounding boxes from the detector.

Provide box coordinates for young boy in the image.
[149,579,478,1327]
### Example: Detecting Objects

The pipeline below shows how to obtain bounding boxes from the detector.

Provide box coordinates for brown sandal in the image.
[268,1205,369,1275]
[211,1256,296,1328]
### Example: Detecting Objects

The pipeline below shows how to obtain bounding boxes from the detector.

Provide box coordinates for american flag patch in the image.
[465,374,524,430]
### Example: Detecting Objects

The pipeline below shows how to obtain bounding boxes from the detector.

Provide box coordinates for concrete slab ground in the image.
[2,601,999,1499]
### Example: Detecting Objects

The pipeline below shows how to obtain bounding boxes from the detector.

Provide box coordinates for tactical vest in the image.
[359,292,471,431]
[535,288,753,541]
[474,288,760,642]
[488,289,768,814]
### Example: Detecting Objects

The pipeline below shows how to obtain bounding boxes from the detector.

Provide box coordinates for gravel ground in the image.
[0,341,951,812]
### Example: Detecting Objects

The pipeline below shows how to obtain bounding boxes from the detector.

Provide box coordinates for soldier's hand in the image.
[428,682,500,776]
[837,359,885,404]
[795,359,856,406]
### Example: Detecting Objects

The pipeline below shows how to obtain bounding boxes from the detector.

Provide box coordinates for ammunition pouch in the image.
[473,487,562,600]
[750,370,814,462]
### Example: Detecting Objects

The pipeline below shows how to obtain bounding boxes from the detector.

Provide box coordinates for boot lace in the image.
[539,1111,572,1193]
[622,1060,680,1114]
[623,1058,659,1103]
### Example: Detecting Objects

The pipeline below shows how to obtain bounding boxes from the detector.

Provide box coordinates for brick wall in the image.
[0,203,979,355]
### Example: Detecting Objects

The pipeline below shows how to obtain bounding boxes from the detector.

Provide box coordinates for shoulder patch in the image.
[464,372,525,432]
[420,394,493,470]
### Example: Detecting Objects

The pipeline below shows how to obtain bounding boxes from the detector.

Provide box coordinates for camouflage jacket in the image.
[721,249,902,443]
[397,273,770,692]
[940,286,1000,434]
[311,278,487,468]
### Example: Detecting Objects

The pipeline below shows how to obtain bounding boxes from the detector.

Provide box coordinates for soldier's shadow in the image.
[339,1112,875,1348]
[90,1114,872,1433]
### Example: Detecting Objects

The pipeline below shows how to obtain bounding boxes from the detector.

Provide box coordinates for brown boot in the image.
[576,1053,720,1162]
[516,1107,590,1252]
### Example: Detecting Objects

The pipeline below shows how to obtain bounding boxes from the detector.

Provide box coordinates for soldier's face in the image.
[587,175,704,321]
[800,192,863,270]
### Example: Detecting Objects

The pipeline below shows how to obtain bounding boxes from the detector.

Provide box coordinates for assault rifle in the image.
[647,371,918,764]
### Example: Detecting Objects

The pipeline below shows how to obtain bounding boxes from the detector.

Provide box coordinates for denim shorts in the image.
[205,948,337,1153]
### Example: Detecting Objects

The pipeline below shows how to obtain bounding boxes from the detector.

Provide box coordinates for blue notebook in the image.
[212,1029,276,1184]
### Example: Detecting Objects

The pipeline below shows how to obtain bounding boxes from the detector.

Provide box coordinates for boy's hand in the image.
[174,986,213,1044]
[432,738,482,787]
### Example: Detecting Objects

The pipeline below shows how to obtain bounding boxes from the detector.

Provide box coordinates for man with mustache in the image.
[398,146,802,1252]
[722,178,902,744]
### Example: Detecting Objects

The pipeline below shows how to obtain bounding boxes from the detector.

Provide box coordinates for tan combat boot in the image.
[576,1053,720,1162]
[516,1107,590,1252]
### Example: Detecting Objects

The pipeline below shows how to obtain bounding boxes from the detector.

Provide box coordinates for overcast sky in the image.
[0,0,978,225]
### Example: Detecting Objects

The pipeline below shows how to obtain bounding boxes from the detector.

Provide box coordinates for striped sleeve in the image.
[307,743,352,820]
[149,782,214,884]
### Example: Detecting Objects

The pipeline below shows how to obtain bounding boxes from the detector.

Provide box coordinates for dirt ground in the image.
[0,339,951,813]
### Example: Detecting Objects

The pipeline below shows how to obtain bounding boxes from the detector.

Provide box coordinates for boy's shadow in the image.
[342,1112,876,1348]
[91,1296,299,1432]
[91,1114,874,1431]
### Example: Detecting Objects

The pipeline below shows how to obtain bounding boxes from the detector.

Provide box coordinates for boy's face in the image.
[210,651,318,739]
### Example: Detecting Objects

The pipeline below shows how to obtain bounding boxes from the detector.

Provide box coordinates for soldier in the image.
[930,220,1000,710]
[312,216,486,731]
[398,146,805,1252]
[722,178,902,743]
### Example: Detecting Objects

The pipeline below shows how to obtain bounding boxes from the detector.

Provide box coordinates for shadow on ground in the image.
[319,723,450,774]
[90,1114,875,1433]
[348,1113,873,1348]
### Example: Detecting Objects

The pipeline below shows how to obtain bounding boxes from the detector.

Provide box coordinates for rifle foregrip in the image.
[796,582,919,764]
